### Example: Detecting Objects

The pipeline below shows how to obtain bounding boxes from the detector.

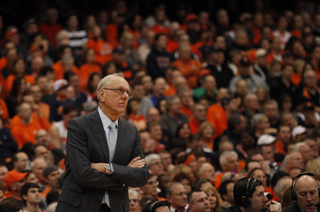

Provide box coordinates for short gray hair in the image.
[293,142,308,152]
[145,153,161,167]
[219,151,237,166]
[128,189,138,199]
[166,182,183,197]
[274,177,292,199]
[251,113,266,128]
[96,73,124,102]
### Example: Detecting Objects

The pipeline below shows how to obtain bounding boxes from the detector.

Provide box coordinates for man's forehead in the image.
[253,185,265,193]
[108,76,129,86]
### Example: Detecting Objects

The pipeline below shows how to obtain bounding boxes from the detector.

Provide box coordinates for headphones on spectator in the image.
[291,172,320,201]
[241,177,258,208]
[147,201,170,212]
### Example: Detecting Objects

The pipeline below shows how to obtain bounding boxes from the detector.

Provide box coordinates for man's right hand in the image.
[127,156,145,168]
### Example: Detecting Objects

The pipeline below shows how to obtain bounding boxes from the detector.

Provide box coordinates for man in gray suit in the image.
[56,74,150,212]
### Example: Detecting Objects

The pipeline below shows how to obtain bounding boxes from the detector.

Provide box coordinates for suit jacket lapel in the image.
[112,118,125,163]
[89,109,109,162]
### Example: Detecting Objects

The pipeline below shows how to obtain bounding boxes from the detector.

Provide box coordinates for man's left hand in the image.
[268,200,282,212]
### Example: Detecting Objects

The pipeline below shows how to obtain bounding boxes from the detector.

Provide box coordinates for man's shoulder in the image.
[70,110,98,125]
[283,202,299,212]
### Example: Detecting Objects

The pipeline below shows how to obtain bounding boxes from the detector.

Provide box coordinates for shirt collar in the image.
[98,107,118,130]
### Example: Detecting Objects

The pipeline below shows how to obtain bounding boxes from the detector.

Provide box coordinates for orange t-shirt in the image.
[166,39,179,53]
[189,117,202,135]
[290,30,301,39]
[291,72,301,87]
[164,84,176,96]
[39,102,50,121]
[215,172,224,189]
[10,113,51,147]
[79,64,101,92]
[41,186,51,198]
[151,24,170,35]
[52,61,80,80]
[105,23,118,47]
[171,59,201,88]
[247,49,258,65]
[251,25,262,45]
[0,57,7,72]
[207,103,228,136]
[4,74,36,94]
[129,115,147,131]
[275,140,285,154]
[86,39,114,65]
[0,99,9,119]
[181,106,192,117]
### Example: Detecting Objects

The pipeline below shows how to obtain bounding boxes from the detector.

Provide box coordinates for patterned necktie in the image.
[108,122,117,162]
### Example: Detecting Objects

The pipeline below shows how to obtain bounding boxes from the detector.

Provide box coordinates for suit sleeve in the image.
[66,120,123,190]
[110,126,150,187]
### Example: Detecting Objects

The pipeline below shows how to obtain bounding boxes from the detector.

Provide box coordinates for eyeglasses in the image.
[102,88,132,97]
[150,162,162,166]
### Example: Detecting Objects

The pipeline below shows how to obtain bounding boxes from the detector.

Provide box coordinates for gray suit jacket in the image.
[56,109,149,212]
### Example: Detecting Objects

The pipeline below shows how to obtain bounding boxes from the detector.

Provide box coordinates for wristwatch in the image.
[104,163,113,175]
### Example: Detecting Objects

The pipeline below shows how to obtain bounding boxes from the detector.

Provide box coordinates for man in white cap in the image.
[257,134,277,162]
[49,79,75,122]
[292,125,307,142]
[253,48,269,81]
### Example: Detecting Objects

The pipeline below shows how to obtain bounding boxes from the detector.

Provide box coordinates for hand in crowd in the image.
[268,201,282,212]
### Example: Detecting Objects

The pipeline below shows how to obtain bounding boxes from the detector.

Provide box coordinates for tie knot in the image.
[109,122,116,130]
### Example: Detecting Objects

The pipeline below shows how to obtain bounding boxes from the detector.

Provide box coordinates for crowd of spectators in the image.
[1,0,320,211]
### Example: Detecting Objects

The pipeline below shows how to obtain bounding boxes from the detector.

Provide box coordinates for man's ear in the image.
[22,194,28,201]
[98,89,105,102]
[166,195,171,202]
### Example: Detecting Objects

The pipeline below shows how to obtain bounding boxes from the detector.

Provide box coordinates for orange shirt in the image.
[166,39,179,53]
[79,64,101,92]
[194,40,213,50]
[290,30,301,39]
[151,24,170,35]
[52,61,80,80]
[4,74,35,94]
[0,99,9,119]
[0,57,7,72]
[164,84,176,96]
[41,186,51,198]
[86,39,113,65]
[39,102,50,121]
[291,72,301,87]
[171,59,201,88]
[181,106,192,117]
[215,172,224,189]
[207,103,227,136]
[247,49,258,65]
[189,117,202,135]
[129,115,147,131]
[105,23,118,47]
[275,140,285,154]
[251,25,262,45]
[10,113,51,147]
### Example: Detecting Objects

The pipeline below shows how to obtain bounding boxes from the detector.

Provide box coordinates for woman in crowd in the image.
[171,122,190,150]
[127,97,147,130]
[86,72,102,101]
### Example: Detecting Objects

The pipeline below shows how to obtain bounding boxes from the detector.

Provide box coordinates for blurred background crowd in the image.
[0,0,320,211]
